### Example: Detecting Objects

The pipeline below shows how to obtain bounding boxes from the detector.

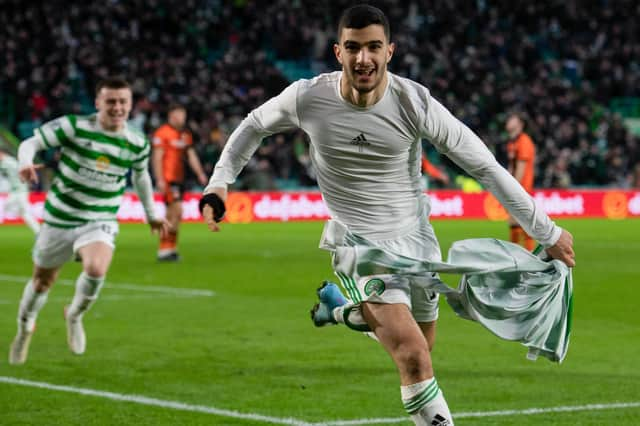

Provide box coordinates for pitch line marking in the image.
[316,402,640,425]
[0,376,312,426]
[47,294,175,302]
[1,376,639,425]
[0,274,215,297]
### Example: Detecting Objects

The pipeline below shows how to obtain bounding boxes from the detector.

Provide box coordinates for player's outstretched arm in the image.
[545,228,575,267]
[198,81,301,232]
[131,167,171,237]
[17,136,47,184]
[200,187,227,232]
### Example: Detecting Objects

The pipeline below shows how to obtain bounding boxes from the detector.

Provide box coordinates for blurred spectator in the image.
[631,164,640,189]
[239,143,277,190]
[198,127,225,178]
[1,0,639,189]
[543,149,573,189]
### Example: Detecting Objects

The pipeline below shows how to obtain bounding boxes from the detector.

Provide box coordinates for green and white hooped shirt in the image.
[36,114,150,228]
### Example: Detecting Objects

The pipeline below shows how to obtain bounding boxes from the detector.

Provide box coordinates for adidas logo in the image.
[431,414,450,426]
[349,132,370,152]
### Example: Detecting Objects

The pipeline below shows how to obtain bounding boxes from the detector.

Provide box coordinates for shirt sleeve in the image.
[36,115,76,149]
[205,81,300,191]
[17,135,46,168]
[131,168,157,222]
[421,93,561,247]
[132,138,151,171]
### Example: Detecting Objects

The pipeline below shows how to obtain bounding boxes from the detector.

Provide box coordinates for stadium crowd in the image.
[1,0,640,190]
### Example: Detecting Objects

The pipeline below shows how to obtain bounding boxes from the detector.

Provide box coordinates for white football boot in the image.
[9,321,36,365]
[64,306,86,355]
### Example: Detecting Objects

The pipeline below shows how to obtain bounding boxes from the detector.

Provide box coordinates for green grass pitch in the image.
[0,219,638,425]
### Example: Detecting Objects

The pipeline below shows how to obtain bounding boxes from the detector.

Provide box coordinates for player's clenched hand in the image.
[546,229,575,267]
[202,204,220,232]
[200,187,227,233]
[149,218,171,239]
[18,164,44,184]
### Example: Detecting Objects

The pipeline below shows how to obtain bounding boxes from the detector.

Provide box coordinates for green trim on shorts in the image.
[336,271,361,303]
[565,276,573,340]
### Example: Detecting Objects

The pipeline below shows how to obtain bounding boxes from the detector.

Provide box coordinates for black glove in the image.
[198,193,226,222]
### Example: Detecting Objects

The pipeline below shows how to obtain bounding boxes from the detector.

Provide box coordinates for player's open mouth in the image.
[355,68,375,76]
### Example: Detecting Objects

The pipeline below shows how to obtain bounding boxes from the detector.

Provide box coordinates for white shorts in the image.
[32,221,119,268]
[324,197,442,323]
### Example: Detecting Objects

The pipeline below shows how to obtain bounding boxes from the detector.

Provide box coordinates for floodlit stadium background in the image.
[1,1,639,425]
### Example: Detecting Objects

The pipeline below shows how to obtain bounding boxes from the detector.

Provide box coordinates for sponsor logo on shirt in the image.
[170,138,188,148]
[78,167,119,183]
[95,156,111,171]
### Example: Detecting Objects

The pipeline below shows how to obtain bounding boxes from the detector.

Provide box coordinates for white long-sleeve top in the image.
[207,71,561,246]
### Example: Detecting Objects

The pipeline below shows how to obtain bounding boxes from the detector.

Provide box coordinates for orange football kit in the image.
[507,132,536,250]
[153,124,193,256]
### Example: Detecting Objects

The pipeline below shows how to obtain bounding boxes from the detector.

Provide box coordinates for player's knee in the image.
[173,209,183,226]
[169,216,181,229]
[395,345,432,380]
[427,337,436,352]
[418,321,437,352]
[33,271,58,291]
[83,260,109,278]
[425,329,436,352]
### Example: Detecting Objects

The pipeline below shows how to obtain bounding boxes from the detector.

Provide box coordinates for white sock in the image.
[66,272,105,320]
[17,280,49,332]
[332,304,374,332]
[401,378,454,425]
[332,305,346,323]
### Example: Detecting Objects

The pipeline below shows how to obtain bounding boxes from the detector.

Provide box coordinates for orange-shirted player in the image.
[505,113,536,251]
[152,104,207,261]
[421,154,450,188]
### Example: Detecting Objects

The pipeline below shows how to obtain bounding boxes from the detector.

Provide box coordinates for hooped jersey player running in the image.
[35,114,150,227]
[208,71,561,246]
